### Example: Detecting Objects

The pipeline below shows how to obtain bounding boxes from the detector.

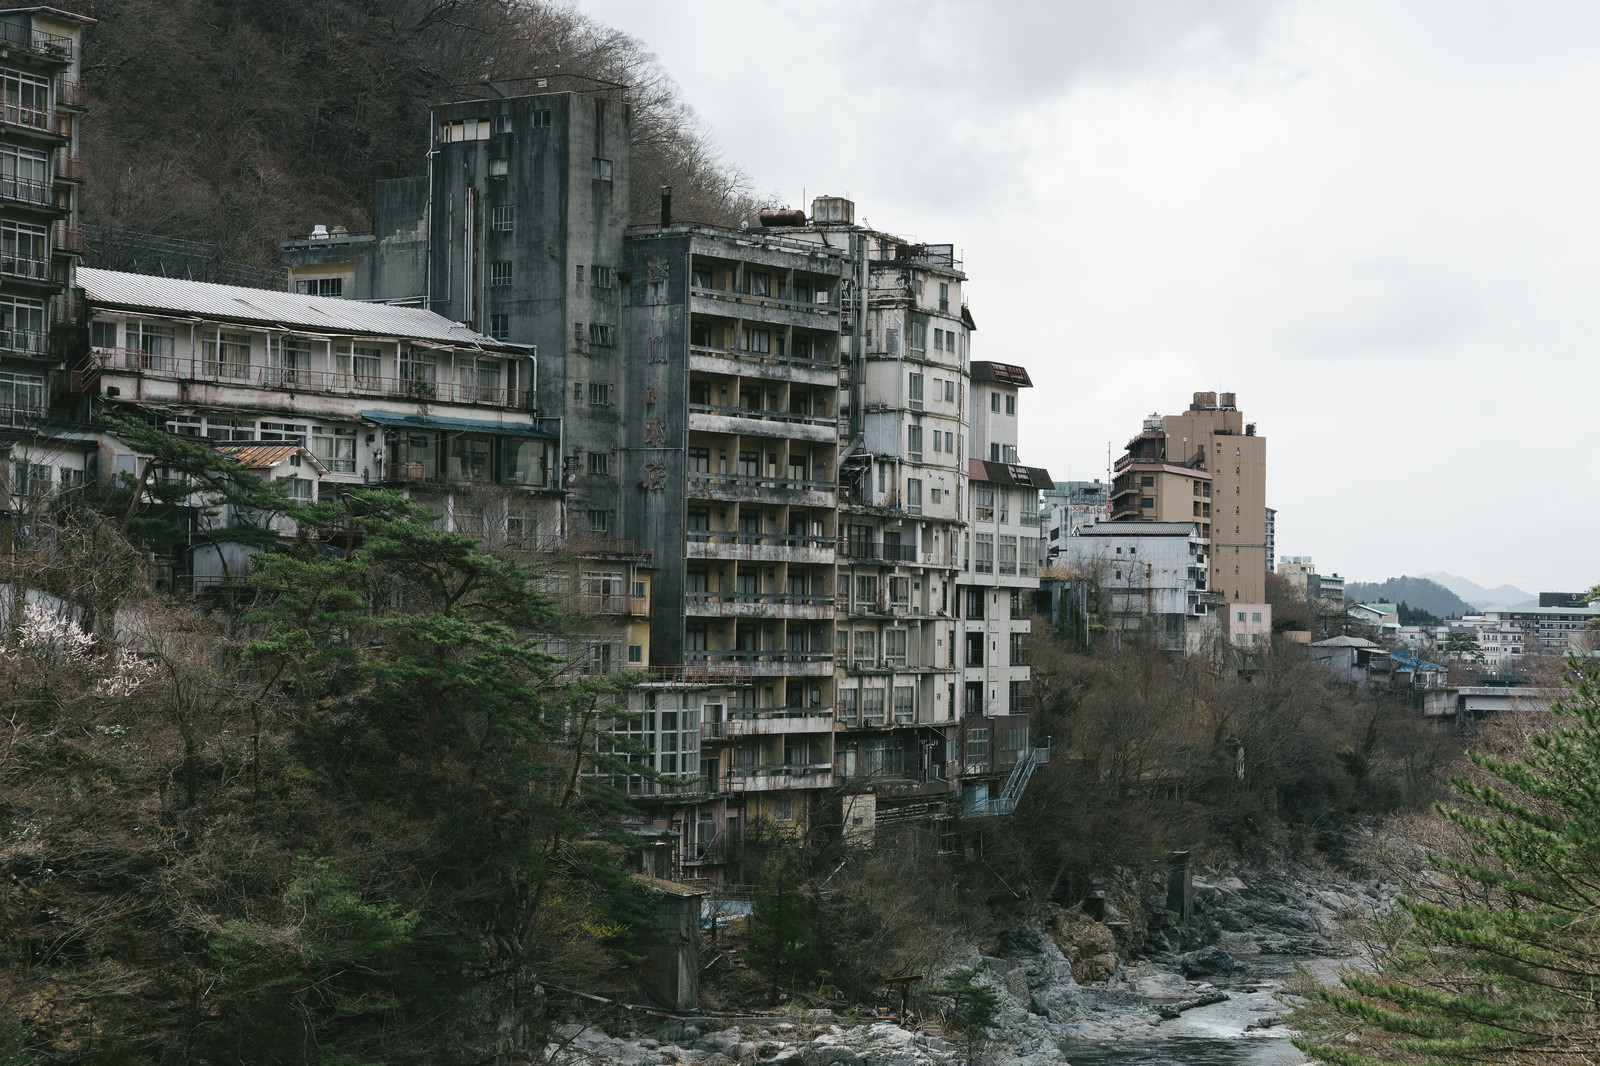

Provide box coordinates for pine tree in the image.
[926,967,999,1064]
[1294,659,1600,1065]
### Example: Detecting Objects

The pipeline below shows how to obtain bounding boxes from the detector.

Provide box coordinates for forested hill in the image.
[1344,576,1475,618]
[78,0,757,274]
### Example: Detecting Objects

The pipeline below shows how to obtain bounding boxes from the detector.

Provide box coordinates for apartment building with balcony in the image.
[618,220,848,835]
[1112,391,1269,641]
[821,215,972,811]
[0,4,91,508]
[955,362,1051,807]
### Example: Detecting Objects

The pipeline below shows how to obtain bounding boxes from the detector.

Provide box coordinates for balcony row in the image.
[701,708,835,739]
[684,592,834,621]
[72,348,535,410]
[685,531,835,564]
[0,20,76,61]
[688,344,838,384]
[684,650,834,677]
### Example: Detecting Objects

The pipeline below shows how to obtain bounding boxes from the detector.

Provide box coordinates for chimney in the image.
[660,185,672,227]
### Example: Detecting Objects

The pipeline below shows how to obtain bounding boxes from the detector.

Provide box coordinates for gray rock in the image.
[1180,945,1239,976]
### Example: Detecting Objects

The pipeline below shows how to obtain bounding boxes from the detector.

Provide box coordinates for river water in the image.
[1054,955,1333,1066]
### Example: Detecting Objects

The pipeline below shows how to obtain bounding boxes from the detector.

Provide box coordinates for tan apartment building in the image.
[1112,391,1268,638]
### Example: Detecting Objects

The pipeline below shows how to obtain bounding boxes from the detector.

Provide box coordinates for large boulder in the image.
[1180,945,1239,977]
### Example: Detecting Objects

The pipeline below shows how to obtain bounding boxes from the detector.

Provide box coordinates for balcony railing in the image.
[688,401,836,431]
[687,471,835,495]
[702,708,834,740]
[50,292,81,322]
[54,77,85,109]
[51,223,82,253]
[686,650,833,669]
[0,172,52,205]
[686,531,834,550]
[568,592,648,617]
[0,20,74,60]
[690,286,838,318]
[0,402,44,428]
[53,150,83,182]
[0,252,48,281]
[0,102,62,135]
[838,539,919,563]
[515,534,653,563]
[0,328,48,356]
[77,348,535,409]
[689,343,837,374]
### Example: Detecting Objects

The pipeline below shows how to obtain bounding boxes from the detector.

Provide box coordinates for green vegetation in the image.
[1344,576,1475,619]
[924,968,999,1063]
[0,483,661,1064]
[1293,657,1600,1065]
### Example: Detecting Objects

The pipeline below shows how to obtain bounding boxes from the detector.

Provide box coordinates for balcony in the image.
[685,530,834,565]
[50,292,81,322]
[690,285,839,326]
[688,343,838,383]
[684,592,834,621]
[567,592,649,617]
[687,402,837,442]
[516,534,653,563]
[0,102,64,138]
[0,172,52,207]
[838,539,919,564]
[51,223,82,255]
[55,77,84,110]
[685,650,834,678]
[0,402,44,428]
[686,470,834,507]
[53,150,83,184]
[0,20,74,62]
[702,708,834,740]
[0,328,49,357]
[723,762,833,792]
[0,251,49,283]
[72,347,536,410]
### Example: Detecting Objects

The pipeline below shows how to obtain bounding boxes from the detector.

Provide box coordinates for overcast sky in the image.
[582,0,1600,594]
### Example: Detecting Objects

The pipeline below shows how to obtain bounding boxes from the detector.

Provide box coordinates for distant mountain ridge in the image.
[1420,572,1538,609]
[1344,576,1476,619]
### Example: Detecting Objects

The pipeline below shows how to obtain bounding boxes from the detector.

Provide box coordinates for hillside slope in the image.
[1344,576,1476,618]
[1420,571,1538,609]
[78,0,757,274]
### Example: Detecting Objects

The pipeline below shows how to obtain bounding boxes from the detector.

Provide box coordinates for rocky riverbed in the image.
[547,862,1394,1066]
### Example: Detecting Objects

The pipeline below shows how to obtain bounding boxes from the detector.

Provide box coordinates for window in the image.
[628,644,642,664]
[884,630,907,666]
[862,688,886,726]
[944,431,954,453]
[531,109,551,129]
[974,533,994,574]
[933,328,945,351]
[589,265,613,289]
[399,348,436,384]
[588,323,614,346]
[490,261,513,287]
[574,322,584,343]
[592,157,613,181]
[587,509,610,533]
[1140,497,1154,509]
[588,383,613,405]
[853,629,876,666]
[999,536,1017,575]
[889,576,909,608]
[1141,475,1155,487]
[0,144,49,205]
[203,331,251,379]
[487,158,508,177]
[906,425,923,462]
[277,475,314,501]
[945,381,955,402]
[893,685,914,724]
[312,426,356,474]
[259,421,307,445]
[1020,538,1037,577]
[493,115,513,134]
[909,319,927,351]
[939,282,950,311]
[748,272,770,296]
[990,391,1000,412]
[295,277,344,298]
[906,477,922,513]
[1237,612,1247,623]
[0,220,46,280]
[1005,394,1016,415]
[965,587,984,620]
[586,452,612,475]
[975,485,994,522]
[0,371,44,416]
[741,327,771,354]
[855,575,879,611]
[491,205,515,231]
[1010,633,1024,666]
[0,295,45,354]
[965,632,984,667]
[488,313,510,340]
[337,344,381,386]
[908,372,923,410]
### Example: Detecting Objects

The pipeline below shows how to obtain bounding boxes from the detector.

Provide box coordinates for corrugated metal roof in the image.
[970,361,1031,386]
[78,268,509,349]
[215,443,328,475]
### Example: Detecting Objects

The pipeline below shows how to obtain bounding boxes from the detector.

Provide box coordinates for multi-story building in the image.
[1112,391,1269,642]
[1065,519,1223,654]
[1039,479,1110,566]
[0,3,92,506]
[1264,507,1276,573]
[1477,604,1600,656]
[955,362,1050,807]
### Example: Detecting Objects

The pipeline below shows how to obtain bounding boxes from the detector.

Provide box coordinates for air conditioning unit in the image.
[922,552,935,564]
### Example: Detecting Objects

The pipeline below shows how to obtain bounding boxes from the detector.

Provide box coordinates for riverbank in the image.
[544,856,1392,1065]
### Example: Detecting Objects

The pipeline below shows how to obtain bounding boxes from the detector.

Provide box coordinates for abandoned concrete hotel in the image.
[1,29,1053,880]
